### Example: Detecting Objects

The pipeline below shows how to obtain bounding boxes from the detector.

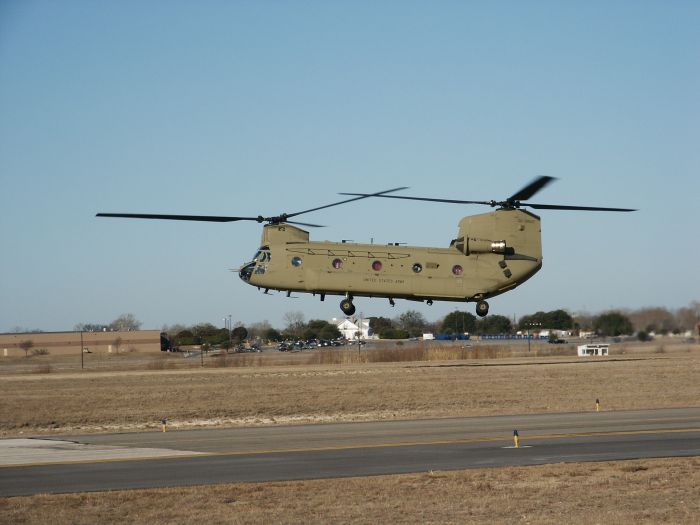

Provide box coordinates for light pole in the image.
[357,312,363,357]
[228,314,232,350]
[223,315,233,352]
[527,322,541,352]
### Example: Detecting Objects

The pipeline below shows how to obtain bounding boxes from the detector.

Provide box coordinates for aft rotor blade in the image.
[524,203,637,212]
[96,213,260,222]
[508,176,556,202]
[286,220,326,228]
[338,193,492,206]
[286,187,409,219]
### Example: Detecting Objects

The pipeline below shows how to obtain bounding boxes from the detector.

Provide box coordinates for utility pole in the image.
[80,330,84,369]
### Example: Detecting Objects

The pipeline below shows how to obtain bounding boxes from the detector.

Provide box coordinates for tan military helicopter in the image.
[97,176,634,317]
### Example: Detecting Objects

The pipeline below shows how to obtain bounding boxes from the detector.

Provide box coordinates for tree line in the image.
[69,302,698,344]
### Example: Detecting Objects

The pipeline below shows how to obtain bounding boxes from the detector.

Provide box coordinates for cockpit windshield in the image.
[252,246,271,263]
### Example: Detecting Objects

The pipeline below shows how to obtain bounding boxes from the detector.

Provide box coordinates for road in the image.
[1,407,699,496]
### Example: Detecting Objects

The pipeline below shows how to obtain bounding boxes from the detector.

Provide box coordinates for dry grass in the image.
[2,457,699,524]
[1,345,699,436]
[2,340,699,523]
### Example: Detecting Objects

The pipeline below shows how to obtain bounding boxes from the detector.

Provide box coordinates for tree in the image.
[379,328,410,339]
[518,309,572,331]
[174,329,195,345]
[476,315,513,335]
[109,313,142,332]
[248,321,273,340]
[112,336,123,354]
[395,310,427,337]
[627,307,676,334]
[264,328,282,342]
[231,326,248,344]
[302,319,341,340]
[370,317,396,339]
[74,323,109,332]
[19,339,34,358]
[674,302,700,332]
[441,311,477,334]
[593,312,634,337]
[284,311,306,337]
[318,324,342,340]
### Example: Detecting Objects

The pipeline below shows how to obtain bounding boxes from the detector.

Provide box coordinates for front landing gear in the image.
[340,297,356,316]
[476,300,489,317]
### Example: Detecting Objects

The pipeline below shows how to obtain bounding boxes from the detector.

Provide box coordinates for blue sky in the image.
[1,1,698,332]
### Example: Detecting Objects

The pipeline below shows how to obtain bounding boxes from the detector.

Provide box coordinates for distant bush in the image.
[31,348,49,356]
[637,331,652,342]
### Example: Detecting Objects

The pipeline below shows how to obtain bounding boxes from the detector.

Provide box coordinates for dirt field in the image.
[1,339,698,524]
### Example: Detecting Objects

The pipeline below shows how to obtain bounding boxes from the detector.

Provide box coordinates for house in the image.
[331,317,373,340]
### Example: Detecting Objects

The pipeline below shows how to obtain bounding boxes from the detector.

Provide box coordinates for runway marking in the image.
[3,427,699,469]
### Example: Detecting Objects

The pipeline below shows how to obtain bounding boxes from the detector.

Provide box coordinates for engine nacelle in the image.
[453,209,542,261]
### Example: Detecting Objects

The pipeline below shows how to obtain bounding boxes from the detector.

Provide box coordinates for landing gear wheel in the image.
[476,300,489,317]
[340,298,356,316]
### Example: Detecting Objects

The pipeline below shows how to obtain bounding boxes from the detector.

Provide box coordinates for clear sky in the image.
[1,1,698,333]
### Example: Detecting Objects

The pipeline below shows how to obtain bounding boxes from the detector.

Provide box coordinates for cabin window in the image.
[332,258,343,269]
[372,260,382,271]
[412,263,422,273]
[452,265,463,275]
[291,256,303,267]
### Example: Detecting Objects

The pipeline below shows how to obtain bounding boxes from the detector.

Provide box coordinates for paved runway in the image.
[2,407,699,496]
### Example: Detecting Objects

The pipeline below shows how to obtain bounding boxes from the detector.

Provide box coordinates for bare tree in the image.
[19,340,34,358]
[109,313,142,332]
[248,320,273,340]
[284,311,306,337]
[112,336,123,354]
[675,302,700,332]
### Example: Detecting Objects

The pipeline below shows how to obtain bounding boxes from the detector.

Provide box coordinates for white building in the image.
[577,343,609,357]
[332,317,373,340]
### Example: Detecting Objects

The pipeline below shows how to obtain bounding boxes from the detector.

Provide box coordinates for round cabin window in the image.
[372,260,382,271]
[332,258,343,269]
[412,263,423,273]
[452,264,463,275]
[291,256,303,267]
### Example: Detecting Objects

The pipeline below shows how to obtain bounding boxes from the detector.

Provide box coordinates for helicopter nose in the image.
[239,262,255,282]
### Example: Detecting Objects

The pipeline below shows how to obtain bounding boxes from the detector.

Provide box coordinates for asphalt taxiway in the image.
[1,407,699,497]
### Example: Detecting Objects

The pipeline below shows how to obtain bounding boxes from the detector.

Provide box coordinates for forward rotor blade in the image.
[287,187,409,219]
[96,213,260,222]
[524,203,637,212]
[338,193,492,206]
[508,176,556,202]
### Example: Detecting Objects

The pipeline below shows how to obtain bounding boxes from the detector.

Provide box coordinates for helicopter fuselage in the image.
[239,208,543,315]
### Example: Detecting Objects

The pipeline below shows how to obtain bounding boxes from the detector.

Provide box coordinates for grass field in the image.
[2,457,699,524]
[1,341,698,436]
[1,339,698,523]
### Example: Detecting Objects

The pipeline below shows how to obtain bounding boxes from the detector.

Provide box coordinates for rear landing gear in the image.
[340,297,356,316]
[476,300,489,317]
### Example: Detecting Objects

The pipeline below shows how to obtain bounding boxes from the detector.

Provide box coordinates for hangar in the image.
[0,330,163,358]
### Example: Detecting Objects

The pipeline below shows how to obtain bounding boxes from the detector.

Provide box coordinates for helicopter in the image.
[97,176,635,317]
